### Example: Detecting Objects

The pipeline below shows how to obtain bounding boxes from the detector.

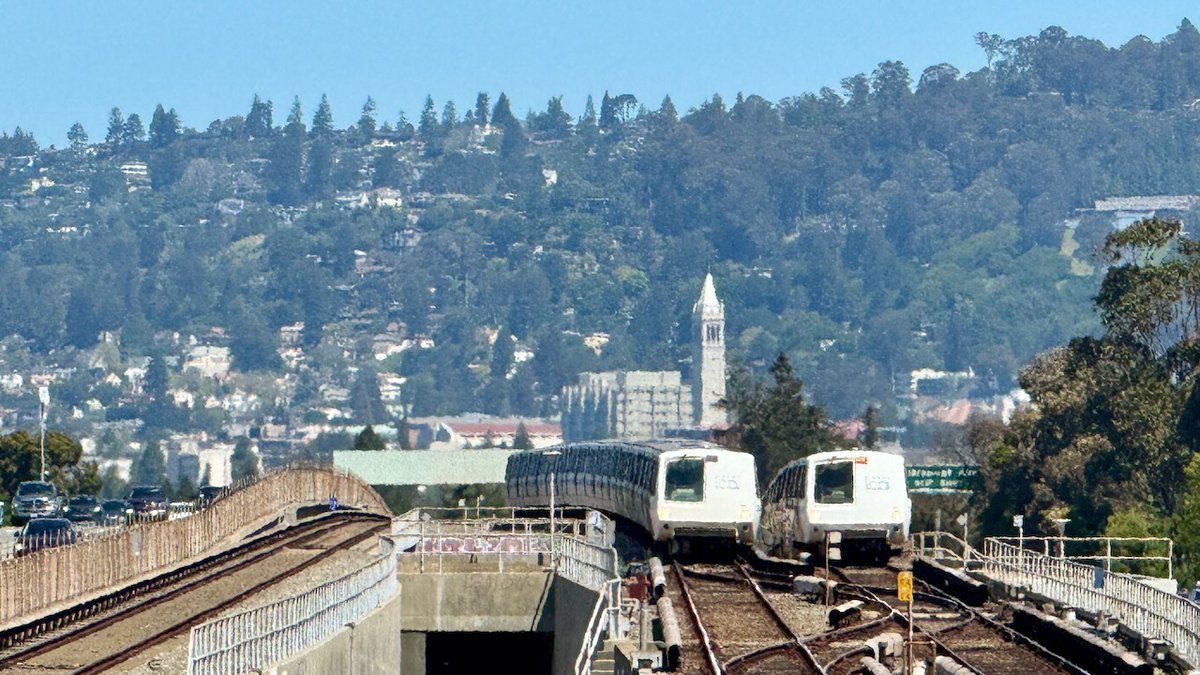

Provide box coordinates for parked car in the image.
[64,494,102,523]
[99,499,132,526]
[197,485,224,508]
[127,486,169,521]
[14,518,77,556]
[11,481,63,525]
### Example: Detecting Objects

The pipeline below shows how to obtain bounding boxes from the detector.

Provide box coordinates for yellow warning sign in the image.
[897,571,913,602]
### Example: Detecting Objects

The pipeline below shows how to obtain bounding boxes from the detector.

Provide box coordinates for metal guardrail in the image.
[186,540,398,675]
[911,530,980,569]
[391,509,623,674]
[988,535,1173,577]
[0,467,389,629]
[981,537,1200,666]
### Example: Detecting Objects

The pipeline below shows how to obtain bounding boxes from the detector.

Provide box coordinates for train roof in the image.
[510,439,749,457]
[772,448,906,474]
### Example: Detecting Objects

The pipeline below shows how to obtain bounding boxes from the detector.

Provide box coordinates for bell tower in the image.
[692,273,727,428]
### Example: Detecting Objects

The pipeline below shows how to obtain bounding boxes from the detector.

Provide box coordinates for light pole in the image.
[1013,514,1025,567]
[543,449,562,565]
[1052,518,1070,558]
[38,386,49,482]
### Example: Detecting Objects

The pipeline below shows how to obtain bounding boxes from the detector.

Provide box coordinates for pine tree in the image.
[231,437,259,480]
[659,95,678,123]
[105,108,124,145]
[67,122,88,150]
[149,104,181,147]
[418,95,439,138]
[474,92,490,127]
[599,91,616,130]
[396,110,415,140]
[358,96,377,139]
[311,94,334,137]
[245,95,274,137]
[122,113,145,144]
[441,100,457,132]
[513,421,533,449]
[306,138,334,199]
[266,97,306,205]
[354,425,386,450]
[132,440,166,486]
[492,93,526,158]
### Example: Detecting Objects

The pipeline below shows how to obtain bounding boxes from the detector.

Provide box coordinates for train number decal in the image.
[715,475,741,490]
[865,474,891,491]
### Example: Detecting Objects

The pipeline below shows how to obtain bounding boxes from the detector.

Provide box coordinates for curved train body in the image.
[759,449,911,556]
[505,440,760,546]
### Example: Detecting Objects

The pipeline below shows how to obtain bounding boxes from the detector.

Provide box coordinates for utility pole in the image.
[38,386,49,482]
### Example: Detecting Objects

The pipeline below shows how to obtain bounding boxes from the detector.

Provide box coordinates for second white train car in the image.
[759,449,911,556]
[505,439,760,547]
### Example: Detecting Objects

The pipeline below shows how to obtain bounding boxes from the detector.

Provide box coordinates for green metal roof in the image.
[333,449,515,485]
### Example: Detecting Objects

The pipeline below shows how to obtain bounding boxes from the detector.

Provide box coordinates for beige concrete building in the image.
[561,274,727,441]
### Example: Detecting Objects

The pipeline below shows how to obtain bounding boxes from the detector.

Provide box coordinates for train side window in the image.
[767,475,782,503]
[664,458,704,502]
[815,461,854,504]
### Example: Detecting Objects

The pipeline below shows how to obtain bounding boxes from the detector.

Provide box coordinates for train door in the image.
[796,457,856,544]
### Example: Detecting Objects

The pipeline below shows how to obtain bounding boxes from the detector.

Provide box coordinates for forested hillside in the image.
[3,21,1200,426]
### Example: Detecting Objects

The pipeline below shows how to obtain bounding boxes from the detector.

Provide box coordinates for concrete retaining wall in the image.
[552,576,603,675]
[397,571,554,632]
[269,587,402,675]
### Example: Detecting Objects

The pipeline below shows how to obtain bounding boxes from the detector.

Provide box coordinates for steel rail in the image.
[0,514,383,673]
[74,518,386,674]
[913,577,1089,675]
[669,560,724,675]
[732,560,824,671]
[0,509,378,650]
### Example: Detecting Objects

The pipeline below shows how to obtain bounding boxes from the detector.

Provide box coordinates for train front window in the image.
[815,461,854,504]
[664,458,704,502]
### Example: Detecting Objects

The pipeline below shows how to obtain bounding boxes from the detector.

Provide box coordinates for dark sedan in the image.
[64,494,102,523]
[127,486,169,522]
[99,499,132,526]
[14,518,77,556]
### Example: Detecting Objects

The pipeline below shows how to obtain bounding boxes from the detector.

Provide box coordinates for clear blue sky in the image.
[2,1,1197,146]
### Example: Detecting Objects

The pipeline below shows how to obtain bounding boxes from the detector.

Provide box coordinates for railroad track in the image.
[669,560,822,674]
[819,564,1084,675]
[0,512,387,674]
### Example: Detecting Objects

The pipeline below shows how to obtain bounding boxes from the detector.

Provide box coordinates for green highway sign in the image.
[906,465,979,493]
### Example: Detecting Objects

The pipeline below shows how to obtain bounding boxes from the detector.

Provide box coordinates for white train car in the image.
[760,449,911,556]
[505,439,760,546]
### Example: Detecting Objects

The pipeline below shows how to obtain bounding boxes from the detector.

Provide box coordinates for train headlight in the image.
[739,508,752,522]
[809,510,821,524]
[891,508,902,522]
[660,508,671,520]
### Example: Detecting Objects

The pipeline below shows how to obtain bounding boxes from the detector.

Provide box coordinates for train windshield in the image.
[815,461,854,504]
[664,458,704,502]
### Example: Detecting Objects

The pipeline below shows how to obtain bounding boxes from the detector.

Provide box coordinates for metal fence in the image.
[988,535,1173,577]
[910,530,980,569]
[391,509,621,675]
[391,508,609,574]
[186,541,398,675]
[982,537,1200,665]
[0,467,389,629]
